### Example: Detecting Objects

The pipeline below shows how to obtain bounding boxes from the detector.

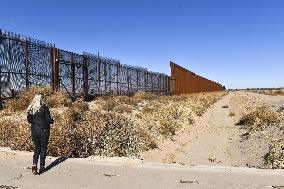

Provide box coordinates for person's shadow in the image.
[45,157,68,172]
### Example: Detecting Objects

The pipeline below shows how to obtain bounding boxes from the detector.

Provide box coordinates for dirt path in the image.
[140,91,284,167]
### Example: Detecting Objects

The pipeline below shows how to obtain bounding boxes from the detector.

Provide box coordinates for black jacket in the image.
[27,104,54,129]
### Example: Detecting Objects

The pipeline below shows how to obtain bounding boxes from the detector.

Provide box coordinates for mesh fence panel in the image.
[0,29,170,98]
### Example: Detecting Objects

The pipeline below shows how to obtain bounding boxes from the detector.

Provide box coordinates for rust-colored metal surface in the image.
[170,62,224,95]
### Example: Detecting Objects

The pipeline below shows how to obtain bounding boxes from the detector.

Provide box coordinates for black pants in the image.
[31,127,50,167]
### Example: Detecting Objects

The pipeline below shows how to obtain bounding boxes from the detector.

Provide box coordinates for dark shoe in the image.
[32,166,38,175]
[39,166,46,174]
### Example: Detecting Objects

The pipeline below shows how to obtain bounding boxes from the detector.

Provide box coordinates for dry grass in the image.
[264,139,284,169]
[228,112,235,117]
[0,88,227,158]
[238,107,283,128]
[3,86,71,113]
[253,89,284,96]
[162,153,176,163]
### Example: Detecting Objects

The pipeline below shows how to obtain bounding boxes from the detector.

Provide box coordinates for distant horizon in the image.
[1,0,283,88]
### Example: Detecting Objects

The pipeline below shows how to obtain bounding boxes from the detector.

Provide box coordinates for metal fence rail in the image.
[0,29,171,102]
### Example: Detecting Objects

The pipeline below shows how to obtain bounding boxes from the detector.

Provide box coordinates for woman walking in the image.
[27,94,54,175]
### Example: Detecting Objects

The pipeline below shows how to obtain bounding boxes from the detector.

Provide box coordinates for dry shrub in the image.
[133,91,158,101]
[49,110,148,157]
[5,86,52,111]
[186,92,224,116]
[265,89,284,96]
[100,95,138,111]
[159,119,179,136]
[138,128,158,149]
[264,139,284,169]
[271,90,284,96]
[102,96,118,111]
[87,112,143,157]
[113,104,133,114]
[277,107,284,114]
[4,86,71,112]
[255,89,284,96]
[229,112,236,117]
[0,101,154,157]
[239,107,283,127]
[0,90,227,158]
[0,118,32,151]
[167,94,188,102]
[45,91,72,107]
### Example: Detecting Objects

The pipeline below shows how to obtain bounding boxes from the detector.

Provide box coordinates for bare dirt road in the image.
[141,91,284,168]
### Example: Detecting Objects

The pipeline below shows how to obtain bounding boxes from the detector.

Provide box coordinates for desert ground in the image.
[0,89,284,188]
[141,91,284,168]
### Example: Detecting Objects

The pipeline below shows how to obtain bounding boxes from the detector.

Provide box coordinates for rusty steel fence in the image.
[170,62,224,95]
[0,29,171,101]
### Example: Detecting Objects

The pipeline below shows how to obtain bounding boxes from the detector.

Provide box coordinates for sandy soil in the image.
[140,91,284,167]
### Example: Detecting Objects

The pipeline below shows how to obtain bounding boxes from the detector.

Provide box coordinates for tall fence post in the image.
[157,74,160,94]
[51,47,59,92]
[0,67,3,110]
[83,56,89,97]
[24,40,29,88]
[50,47,54,91]
[144,71,147,92]
[163,76,167,95]
[127,67,130,94]
[71,53,76,97]
[104,59,107,94]
[168,76,171,95]
[151,74,154,93]
[116,63,120,95]
[136,69,139,92]
[108,61,111,93]
[97,53,101,94]
[130,69,133,94]
[164,76,166,95]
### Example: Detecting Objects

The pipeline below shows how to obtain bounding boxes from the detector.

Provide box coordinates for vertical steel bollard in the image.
[144,71,147,92]
[97,53,101,94]
[50,47,54,92]
[126,67,130,95]
[116,63,120,95]
[151,73,154,93]
[83,56,89,98]
[157,74,160,94]
[24,40,29,88]
[104,60,107,94]
[71,53,76,97]
[51,48,59,92]
[136,69,139,92]
[0,67,3,110]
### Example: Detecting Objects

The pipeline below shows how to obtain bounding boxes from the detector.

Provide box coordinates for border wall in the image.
[0,29,171,100]
[170,62,224,95]
[0,28,225,108]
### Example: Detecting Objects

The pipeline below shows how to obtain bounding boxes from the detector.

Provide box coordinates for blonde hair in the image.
[27,94,45,115]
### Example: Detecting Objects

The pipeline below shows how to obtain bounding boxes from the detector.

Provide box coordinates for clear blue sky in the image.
[1,0,283,89]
